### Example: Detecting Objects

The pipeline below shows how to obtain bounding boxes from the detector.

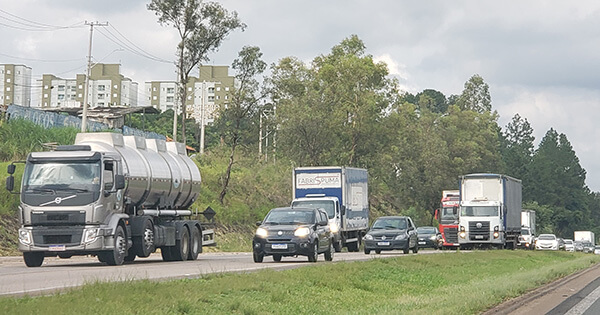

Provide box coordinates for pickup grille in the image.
[443,227,458,243]
[469,221,490,241]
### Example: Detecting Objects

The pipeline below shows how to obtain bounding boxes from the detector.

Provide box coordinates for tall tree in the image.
[416,89,448,113]
[456,74,491,113]
[501,113,535,181]
[216,46,267,204]
[148,0,245,144]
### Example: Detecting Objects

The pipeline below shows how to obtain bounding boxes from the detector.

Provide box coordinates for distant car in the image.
[416,226,442,249]
[594,245,600,255]
[535,234,559,250]
[252,207,333,263]
[557,238,565,250]
[575,241,584,252]
[582,242,595,254]
[564,239,575,252]
[363,216,418,254]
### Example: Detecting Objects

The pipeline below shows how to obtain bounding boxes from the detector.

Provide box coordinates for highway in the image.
[0,250,440,297]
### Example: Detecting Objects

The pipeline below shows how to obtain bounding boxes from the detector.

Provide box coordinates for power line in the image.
[0,8,84,31]
[96,25,172,64]
[0,52,85,63]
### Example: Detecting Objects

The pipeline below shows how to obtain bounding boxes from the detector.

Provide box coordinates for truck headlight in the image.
[83,228,100,244]
[294,227,311,237]
[364,234,373,241]
[459,226,466,239]
[394,233,407,240]
[255,227,268,238]
[329,222,339,233]
[18,229,32,245]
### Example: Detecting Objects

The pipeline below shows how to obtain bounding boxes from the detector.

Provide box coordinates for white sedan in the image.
[536,234,559,250]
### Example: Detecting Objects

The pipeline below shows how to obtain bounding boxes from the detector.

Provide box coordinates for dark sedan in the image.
[417,226,442,249]
[363,216,418,254]
[252,207,333,263]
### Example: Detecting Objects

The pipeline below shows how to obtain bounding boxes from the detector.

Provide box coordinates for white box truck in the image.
[519,210,536,249]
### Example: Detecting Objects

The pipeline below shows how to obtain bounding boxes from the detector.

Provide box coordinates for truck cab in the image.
[458,200,504,248]
[435,190,460,249]
[291,195,342,252]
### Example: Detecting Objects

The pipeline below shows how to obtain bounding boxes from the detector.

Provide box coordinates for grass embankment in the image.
[1,251,598,314]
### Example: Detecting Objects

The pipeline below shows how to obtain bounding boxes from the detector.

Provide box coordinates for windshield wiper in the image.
[56,187,90,193]
[27,188,56,194]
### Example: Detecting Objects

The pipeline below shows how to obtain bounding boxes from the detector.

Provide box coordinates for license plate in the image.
[377,241,390,246]
[271,244,288,250]
[48,245,66,251]
[418,241,426,245]
[475,235,484,239]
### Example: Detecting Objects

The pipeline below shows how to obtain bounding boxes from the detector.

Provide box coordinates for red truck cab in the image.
[435,190,460,249]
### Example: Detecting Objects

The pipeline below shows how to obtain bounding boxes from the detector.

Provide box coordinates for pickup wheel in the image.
[324,240,334,261]
[100,225,127,266]
[133,219,155,258]
[187,224,201,261]
[375,249,382,254]
[364,248,371,254]
[253,251,264,263]
[23,252,44,267]
[412,244,419,254]
[308,243,318,262]
[403,246,410,254]
[172,226,190,261]
[273,254,282,262]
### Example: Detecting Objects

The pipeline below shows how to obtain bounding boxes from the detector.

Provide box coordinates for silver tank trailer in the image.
[74,132,201,210]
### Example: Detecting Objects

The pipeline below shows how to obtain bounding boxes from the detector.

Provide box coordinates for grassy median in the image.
[1,250,599,314]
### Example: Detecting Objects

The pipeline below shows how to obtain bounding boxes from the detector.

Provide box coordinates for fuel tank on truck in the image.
[74,132,201,210]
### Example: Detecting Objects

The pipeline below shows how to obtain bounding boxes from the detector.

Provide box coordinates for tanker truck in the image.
[5,132,215,267]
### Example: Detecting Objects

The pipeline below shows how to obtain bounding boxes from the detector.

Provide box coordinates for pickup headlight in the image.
[18,229,32,245]
[394,234,407,240]
[294,227,311,237]
[255,227,268,238]
[429,235,437,241]
[364,234,373,241]
[83,228,100,244]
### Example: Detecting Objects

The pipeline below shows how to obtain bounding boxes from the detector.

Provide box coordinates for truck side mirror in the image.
[434,209,439,220]
[7,164,15,175]
[115,175,125,190]
[340,205,346,216]
[6,176,14,192]
[453,206,458,215]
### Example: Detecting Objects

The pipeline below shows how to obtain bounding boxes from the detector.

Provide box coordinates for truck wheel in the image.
[124,251,136,262]
[253,251,264,263]
[23,252,44,267]
[273,254,282,262]
[172,226,190,261]
[308,243,318,262]
[347,242,358,252]
[160,247,173,261]
[100,225,127,266]
[324,241,334,261]
[334,240,342,253]
[133,219,155,258]
[187,224,201,261]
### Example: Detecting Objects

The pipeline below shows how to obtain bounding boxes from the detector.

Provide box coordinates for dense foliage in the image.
[1,35,598,241]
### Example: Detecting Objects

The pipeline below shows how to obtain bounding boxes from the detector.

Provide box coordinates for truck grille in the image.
[443,227,458,243]
[469,221,490,241]
[32,227,83,246]
[31,211,86,226]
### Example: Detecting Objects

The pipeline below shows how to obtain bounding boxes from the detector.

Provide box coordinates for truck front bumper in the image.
[18,225,116,254]
[458,231,504,245]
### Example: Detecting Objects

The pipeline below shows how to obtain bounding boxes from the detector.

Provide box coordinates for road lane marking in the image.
[565,284,600,315]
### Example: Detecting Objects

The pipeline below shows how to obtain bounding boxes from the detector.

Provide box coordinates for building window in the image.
[6,87,10,92]
[153,96,157,100]
[6,70,10,74]
[166,96,174,102]
[216,87,221,92]
[225,87,230,91]
[224,95,229,100]
[79,84,83,89]
[208,96,215,101]
[188,87,192,92]
[167,87,174,93]
[114,84,118,89]
[98,85,105,91]
[98,94,105,99]
[153,87,157,92]
[113,93,117,98]
[216,96,220,100]
[78,93,82,98]
[58,85,65,91]
[6,95,9,100]
[58,94,65,100]
[208,87,215,93]
[98,102,104,107]
[45,85,49,89]
[187,95,192,100]
[6,78,11,83]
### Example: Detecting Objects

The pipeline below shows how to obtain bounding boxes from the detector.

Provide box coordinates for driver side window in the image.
[103,161,114,190]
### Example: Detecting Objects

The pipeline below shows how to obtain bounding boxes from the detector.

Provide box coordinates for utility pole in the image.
[81,21,107,132]
[199,82,206,154]
[173,67,179,141]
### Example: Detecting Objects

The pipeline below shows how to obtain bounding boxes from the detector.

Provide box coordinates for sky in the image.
[2,1,600,191]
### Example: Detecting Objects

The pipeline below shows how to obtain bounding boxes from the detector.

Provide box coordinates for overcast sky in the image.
[2,1,600,191]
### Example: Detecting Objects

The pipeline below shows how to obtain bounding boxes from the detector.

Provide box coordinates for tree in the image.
[416,89,448,113]
[216,46,267,204]
[148,0,245,145]
[500,113,535,181]
[456,74,491,113]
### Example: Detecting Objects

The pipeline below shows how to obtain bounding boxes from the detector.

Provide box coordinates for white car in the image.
[595,245,600,255]
[564,239,575,252]
[536,234,559,250]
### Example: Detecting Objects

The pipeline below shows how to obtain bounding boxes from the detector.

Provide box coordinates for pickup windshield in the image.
[460,206,498,217]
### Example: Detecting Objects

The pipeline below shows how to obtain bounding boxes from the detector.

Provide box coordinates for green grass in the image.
[1,251,598,314]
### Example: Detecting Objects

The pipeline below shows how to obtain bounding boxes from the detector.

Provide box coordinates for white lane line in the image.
[565,284,600,315]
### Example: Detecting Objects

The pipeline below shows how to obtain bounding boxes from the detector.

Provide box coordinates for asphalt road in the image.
[0,249,440,297]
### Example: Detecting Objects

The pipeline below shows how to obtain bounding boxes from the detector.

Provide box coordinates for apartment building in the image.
[144,65,234,125]
[0,64,32,107]
[37,63,138,109]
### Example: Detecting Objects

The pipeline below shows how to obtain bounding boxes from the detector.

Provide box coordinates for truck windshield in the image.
[441,206,458,220]
[521,229,530,235]
[460,206,498,217]
[292,200,335,219]
[23,161,101,192]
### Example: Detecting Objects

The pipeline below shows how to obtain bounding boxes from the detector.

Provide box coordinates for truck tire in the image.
[160,247,173,261]
[133,219,155,258]
[308,242,318,262]
[171,225,190,261]
[324,240,334,261]
[23,252,44,267]
[187,224,201,261]
[99,225,127,266]
[347,242,359,252]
